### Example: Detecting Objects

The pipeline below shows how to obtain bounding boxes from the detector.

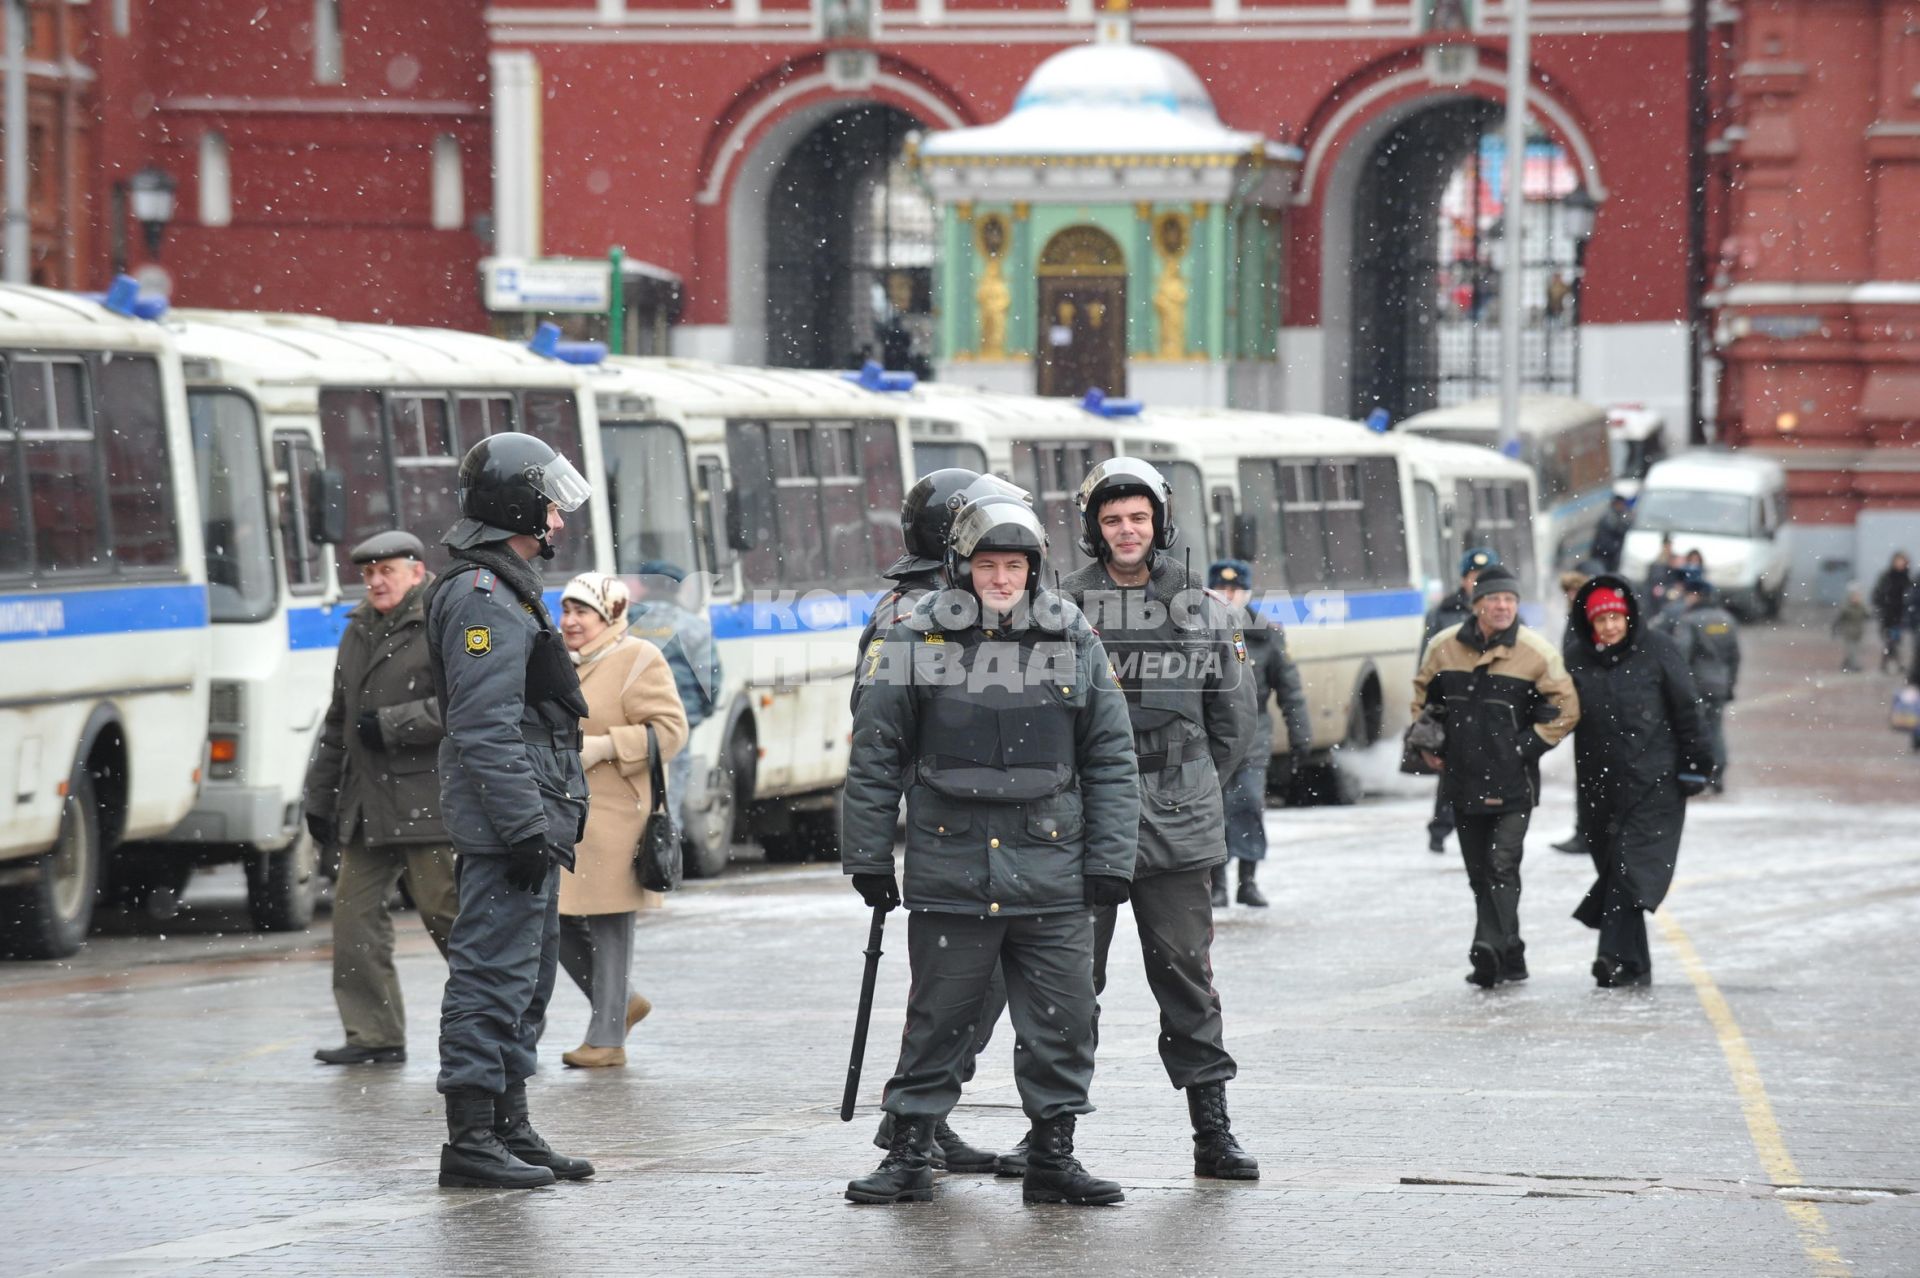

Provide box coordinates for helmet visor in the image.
[530,454,592,513]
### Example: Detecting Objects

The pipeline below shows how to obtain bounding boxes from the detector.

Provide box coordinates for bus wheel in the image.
[686,729,752,879]
[246,829,319,932]
[1,772,101,959]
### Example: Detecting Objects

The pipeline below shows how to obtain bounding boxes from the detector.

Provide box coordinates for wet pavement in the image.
[3,611,1917,1276]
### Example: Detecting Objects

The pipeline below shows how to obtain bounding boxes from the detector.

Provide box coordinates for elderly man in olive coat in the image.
[304,530,460,1065]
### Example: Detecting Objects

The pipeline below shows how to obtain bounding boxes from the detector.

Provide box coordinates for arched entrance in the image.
[764,105,935,372]
[1345,100,1588,421]
[1036,226,1127,399]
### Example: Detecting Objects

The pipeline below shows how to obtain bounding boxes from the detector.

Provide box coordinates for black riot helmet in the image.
[1075,456,1177,560]
[445,431,592,558]
[945,492,1049,598]
[887,468,982,579]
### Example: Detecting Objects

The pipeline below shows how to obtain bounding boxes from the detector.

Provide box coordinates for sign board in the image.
[482,258,611,313]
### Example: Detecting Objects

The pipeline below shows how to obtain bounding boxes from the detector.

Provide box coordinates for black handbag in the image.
[634,724,682,892]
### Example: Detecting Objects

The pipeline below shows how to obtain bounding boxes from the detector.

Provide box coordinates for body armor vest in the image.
[1103,593,1210,737]
[913,629,1079,802]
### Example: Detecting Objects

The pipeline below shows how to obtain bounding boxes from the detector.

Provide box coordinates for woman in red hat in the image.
[1563,576,1714,987]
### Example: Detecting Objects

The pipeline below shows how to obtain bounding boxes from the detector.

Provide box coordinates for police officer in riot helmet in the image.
[841,488,1140,1207]
[1058,457,1263,1181]
[424,431,598,1190]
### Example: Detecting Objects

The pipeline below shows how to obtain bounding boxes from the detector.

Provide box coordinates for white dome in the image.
[1012,42,1220,123]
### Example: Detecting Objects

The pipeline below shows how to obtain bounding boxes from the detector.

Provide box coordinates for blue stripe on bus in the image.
[1251,588,1426,628]
[287,589,572,652]
[0,582,209,643]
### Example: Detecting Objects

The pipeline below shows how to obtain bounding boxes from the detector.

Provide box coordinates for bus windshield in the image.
[1633,489,1760,539]
[603,421,699,576]
[188,390,277,622]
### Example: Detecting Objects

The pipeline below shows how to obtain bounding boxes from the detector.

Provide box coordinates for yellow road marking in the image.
[1657,910,1850,1277]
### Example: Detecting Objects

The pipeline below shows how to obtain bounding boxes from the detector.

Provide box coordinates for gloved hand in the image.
[304,811,335,848]
[1085,875,1131,908]
[852,873,900,912]
[504,835,553,892]
[581,734,615,769]
[1677,772,1709,797]
[356,712,385,752]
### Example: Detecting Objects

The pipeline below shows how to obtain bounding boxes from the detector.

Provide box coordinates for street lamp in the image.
[128,166,177,258]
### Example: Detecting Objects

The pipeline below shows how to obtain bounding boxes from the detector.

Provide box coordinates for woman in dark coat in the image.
[1564,575,1714,987]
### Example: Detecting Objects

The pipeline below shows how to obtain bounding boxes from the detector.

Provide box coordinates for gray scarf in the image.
[449,542,552,629]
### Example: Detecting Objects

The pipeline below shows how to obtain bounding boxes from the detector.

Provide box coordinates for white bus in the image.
[150,310,613,927]
[0,284,210,958]
[1398,395,1612,574]
[586,357,916,875]
[1387,432,1541,607]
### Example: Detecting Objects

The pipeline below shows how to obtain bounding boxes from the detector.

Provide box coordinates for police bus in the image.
[1387,431,1540,607]
[0,283,211,958]
[147,310,613,928]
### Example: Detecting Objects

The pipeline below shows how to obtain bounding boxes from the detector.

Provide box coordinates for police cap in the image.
[349,530,427,565]
[1460,547,1500,577]
[1208,558,1254,589]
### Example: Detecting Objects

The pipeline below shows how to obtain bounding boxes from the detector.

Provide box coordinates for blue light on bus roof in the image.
[843,359,917,393]
[1365,407,1391,433]
[527,321,608,366]
[1081,388,1142,417]
[87,275,169,320]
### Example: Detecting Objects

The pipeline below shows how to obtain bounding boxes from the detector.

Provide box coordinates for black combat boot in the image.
[438,1087,556,1189]
[995,1131,1031,1178]
[936,1119,999,1173]
[1235,860,1269,908]
[495,1081,594,1180]
[1187,1082,1260,1180]
[846,1115,935,1204]
[1022,1115,1124,1205]
[1210,864,1230,909]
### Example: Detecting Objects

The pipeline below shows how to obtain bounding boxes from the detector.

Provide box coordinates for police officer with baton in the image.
[840,487,1139,1206]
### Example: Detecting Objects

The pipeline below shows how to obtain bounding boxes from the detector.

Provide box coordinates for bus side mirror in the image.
[1231,514,1258,561]
[309,468,347,545]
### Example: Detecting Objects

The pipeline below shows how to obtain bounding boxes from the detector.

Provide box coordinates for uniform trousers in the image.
[557,912,635,1048]
[883,909,1096,1123]
[1455,811,1530,962]
[1699,698,1728,781]
[1092,866,1236,1090]
[1221,759,1270,863]
[438,856,561,1094]
[330,840,458,1049]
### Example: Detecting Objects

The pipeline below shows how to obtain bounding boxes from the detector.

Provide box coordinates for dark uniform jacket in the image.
[1060,555,1257,878]
[1672,600,1740,702]
[1423,587,1473,646]
[1565,574,1711,916]
[841,588,1138,915]
[426,552,590,866]
[1590,507,1631,571]
[849,570,939,715]
[1412,617,1579,816]
[1239,611,1312,756]
[303,580,445,847]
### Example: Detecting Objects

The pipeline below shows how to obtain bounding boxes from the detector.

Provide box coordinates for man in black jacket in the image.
[1589,495,1633,572]
[1422,548,1498,854]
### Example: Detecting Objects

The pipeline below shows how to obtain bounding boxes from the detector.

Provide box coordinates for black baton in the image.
[840,905,889,1121]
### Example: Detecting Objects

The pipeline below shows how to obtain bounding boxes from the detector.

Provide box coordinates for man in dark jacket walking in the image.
[305,531,458,1066]
[1589,495,1633,572]
[841,489,1138,1207]
[1060,458,1262,1180]
[1565,576,1713,987]
[1872,552,1912,673]
[1412,563,1580,988]
[1206,558,1311,908]
[1422,548,1499,854]
[1671,576,1740,792]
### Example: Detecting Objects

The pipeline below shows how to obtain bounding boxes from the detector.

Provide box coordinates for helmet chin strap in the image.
[536,527,557,560]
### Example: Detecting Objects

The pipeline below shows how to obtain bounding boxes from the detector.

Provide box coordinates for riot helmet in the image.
[945,492,1049,599]
[1075,456,1177,559]
[445,432,591,558]
[888,468,982,578]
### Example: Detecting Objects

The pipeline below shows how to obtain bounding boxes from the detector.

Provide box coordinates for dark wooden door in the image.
[1037,277,1127,399]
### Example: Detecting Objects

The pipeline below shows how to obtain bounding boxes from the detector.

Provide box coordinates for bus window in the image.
[1320,461,1368,584]
[1280,461,1328,586]
[913,440,987,475]
[1412,478,1444,592]
[818,423,867,583]
[604,420,698,576]
[1210,485,1236,560]
[1166,460,1205,569]
[857,421,906,578]
[1357,457,1409,586]
[695,456,734,578]
[97,354,180,572]
[189,390,277,621]
[273,433,327,593]
[391,393,462,563]
[455,393,514,454]
[1012,439,1114,582]
[1236,460,1286,589]
[520,390,593,573]
[0,364,24,577]
[16,356,106,575]
[319,388,395,583]
[1503,481,1537,584]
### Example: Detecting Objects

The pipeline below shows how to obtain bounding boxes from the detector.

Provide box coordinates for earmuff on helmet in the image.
[1074,457,1177,560]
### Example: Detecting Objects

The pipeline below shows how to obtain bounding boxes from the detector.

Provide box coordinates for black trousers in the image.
[1595,861,1653,975]
[1428,785,1456,845]
[883,909,1095,1123]
[438,855,560,1094]
[1455,811,1531,962]
[1093,865,1236,1090]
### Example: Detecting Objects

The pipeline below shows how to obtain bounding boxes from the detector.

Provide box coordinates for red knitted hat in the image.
[1585,587,1629,620]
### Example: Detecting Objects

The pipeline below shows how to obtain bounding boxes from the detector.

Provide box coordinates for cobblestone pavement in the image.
[3,614,1917,1276]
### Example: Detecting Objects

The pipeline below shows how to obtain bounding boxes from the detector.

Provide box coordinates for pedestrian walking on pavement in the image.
[1207,558,1311,909]
[1061,458,1264,1181]
[1671,576,1741,792]
[1412,564,1580,989]
[841,488,1139,1207]
[627,560,720,830]
[1872,552,1912,673]
[1553,569,1595,856]
[425,432,597,1190]
[1833,585,1869,673]
[304,530,459,1067]
[1564,576,1713,988]
[1423,548,1500,854]
[554,571,689,1069]
[1589,494,1633,573]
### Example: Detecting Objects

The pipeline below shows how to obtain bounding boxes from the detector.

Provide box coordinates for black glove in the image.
[356,711,385,752]
[1677,772,1709,797]
[304,811,335,848]
[852,873,900,912]
[1085,875,1131,908]
[504,835,553,892]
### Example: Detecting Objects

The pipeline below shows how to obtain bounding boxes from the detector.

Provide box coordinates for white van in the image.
[1619,451,1792,619]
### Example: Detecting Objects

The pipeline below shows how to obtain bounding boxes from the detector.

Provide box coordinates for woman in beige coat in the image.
[555,572,690,1068]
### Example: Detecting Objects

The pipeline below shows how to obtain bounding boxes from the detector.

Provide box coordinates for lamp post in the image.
[128,166,178,258]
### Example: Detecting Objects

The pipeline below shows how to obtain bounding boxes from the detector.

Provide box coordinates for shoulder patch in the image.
[1231,630,1248,664]
[463,625,492,657]
[863,636,886,679]
[472,569,496,593]
[922,633,945,645]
